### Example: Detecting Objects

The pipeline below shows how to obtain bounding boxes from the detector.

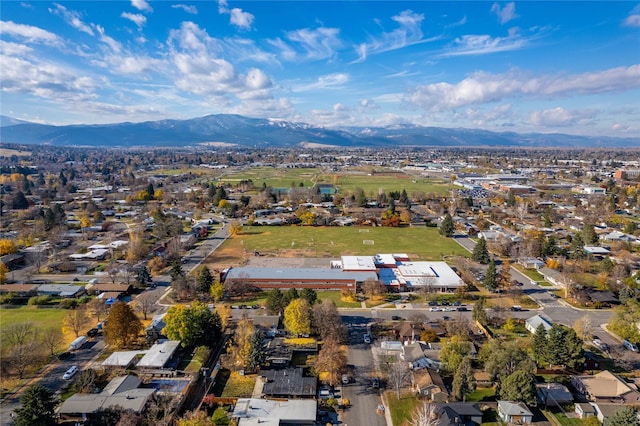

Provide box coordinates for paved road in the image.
[341,315,388,426]
[0,336,105,425]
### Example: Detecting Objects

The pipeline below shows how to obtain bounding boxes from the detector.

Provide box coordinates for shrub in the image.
[28,295,52,306]
[59,299,78,309]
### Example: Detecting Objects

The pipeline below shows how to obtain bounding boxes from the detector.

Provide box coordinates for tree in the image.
[63,307,88,337]
[440,336,473,374]
[0,261,7,284]
[178,410,216,426]
[87,298,110,323]
[75,368,97,393]
[229,221,242,236]
[284,287,299,305]
[163,302,221,347]
[499,370,537,406]
[197,266,214,293]
[135,265,152,288]
[229,318,254,369]
[212,407,230,426]
[133,291,155,320]
[544,325,584,369]
[312,299,344,341]
[483,260,498,292]
[2,322,44,379]
[314,337,347,386]
[104,302,143,349]
[608,406,640,426]
[41,327,63,356]
[283,298,311,336]
[608,299,640,343]
[481,340,534,384]
[452,356,476,401]
[408,402,440,426]
[499,258,512,291]
[12,190,29,210]
[582,223,599,245]
[210,281,224,302]
[439,213,454,237]
[362,278,385,300]
[0,239,18,256]
[531,324,548,363]
[247,330,267,372]
[300,288,317,306]
[387,360,411,400]
[14,384,58,426]
[265,289,287,315]
[148,257,165,276]
[472,297,487,326]
[472,237,490,264]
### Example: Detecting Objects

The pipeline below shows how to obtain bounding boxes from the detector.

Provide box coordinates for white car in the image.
[429,307,440,312]
[63,365,79,380]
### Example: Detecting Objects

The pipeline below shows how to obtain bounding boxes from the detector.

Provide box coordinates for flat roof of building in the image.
[136,340,180,369]
[341,256,376,271]
[232,398,317,423]
[226,267,377,282]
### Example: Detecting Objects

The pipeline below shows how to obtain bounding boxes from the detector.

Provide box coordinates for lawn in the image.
[233,226,469,259]
[386,392,420,426]
[317,290,361,308]
[220,371,257,398]
[0,306,67,330]
[466,386,496,402]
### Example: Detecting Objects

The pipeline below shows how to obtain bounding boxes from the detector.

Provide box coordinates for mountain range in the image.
[0,114,637,148]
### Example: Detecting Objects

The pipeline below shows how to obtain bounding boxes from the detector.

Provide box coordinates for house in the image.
[571,370,640,403]
[136,340,180,370]
[412,368,449,402]
[525,314,553,334]
[0,284,39,297]
[537,383,573,407]
[575,403,597,419]
[37,284,86,298]
[58,375,155,421]
[497,401,533,424]
[436,402,483,425]
[266,338,293,365]
[252,315,281,337]
[395,323,425,345]
[520,258,545,270]
[232,398,317,425]
[145,313,167,342]
[102,350,147,369]
[537,267,565,287]
[259,367,317,399]
[86,283,132,296]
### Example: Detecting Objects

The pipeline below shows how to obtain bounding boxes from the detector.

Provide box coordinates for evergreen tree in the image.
[499,370,537,406]
[483,260,498,292]
[531,324,548,363]
[545,325,584,368]
[472,297,487,326]
[12,190,29,210]
[582,223,599,245]
[284,288,299,305]
[452,356,476,401]
[265,289,286,315]
[608,407,640,426]
[506,191,516,207]
[197,266,214,293]
[14,384,58,426]
[439,213,455,237]
[569,233,587,259]
[247,330,267,372]
[300,288,317,306]
[135,265,152,287]
[472,237,490,264]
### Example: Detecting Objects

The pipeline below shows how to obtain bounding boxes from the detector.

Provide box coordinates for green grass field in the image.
[331,174,453,197]
[235,225,469,259]
[0,306,67,330]
[386,392,419,426]
[316,290,361,308]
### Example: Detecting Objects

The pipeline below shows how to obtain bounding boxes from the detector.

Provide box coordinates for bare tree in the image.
[2,322,36,347]
[409,401,441,426]
[2,323,44,379]
[63,307,88,337]
[133,291,156,320]
[40,327,63,356]
[312,299,345,341]
[87,298,110,323]
[145,394,177,426]
[387,360,411,400]
[74,368,97,393]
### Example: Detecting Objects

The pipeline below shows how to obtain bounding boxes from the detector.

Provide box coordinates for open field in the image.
[228,226,468,260]
[218,166,320,188]
[0,306,67,330]
[330,174,453,197]
[0,148,31,157]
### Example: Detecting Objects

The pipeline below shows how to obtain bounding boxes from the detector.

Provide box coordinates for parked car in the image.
[363,334,372,344]
[371,378,380,389]
[342,374,350,384]
[57,351,72,361]
[391,315,402,320]
[318,386,334,399]
[623,340,639,352]
[63,365,79,380]
[86,328,99,337]
[428,301,438,306]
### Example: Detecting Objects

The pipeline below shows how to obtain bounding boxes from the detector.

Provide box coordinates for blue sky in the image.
[1,1,639,137]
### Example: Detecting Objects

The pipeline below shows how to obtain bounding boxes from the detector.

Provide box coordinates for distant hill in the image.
[0,114,637,148]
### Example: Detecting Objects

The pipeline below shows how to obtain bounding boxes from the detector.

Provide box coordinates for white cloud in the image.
[440,28,534,57]
[292,73,349,92]
[172,4,198,14]
[121,12,147,29]
[490,2,518,24]
[131,0,152,13]
[218,0,229,14]
[405,65,640,111]
[354,10,438,63]
[623,14,640,27]
[229,8,254,30]
[284,27,343,60]
[0,20,61,46]
[0,40,33,56]
[49,4,94,35]
[95,25,122,52]
[530,107,596,127]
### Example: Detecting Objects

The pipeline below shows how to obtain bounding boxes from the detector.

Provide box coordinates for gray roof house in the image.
[232,398,317,425]
[525,314,553,334]
[58,375,155,421]
[497,401,533,424]
[136,339,180,370]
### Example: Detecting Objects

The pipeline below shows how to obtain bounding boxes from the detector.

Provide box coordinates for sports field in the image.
[216,226,468,261]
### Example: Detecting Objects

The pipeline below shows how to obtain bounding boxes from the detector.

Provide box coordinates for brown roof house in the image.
[412,368,449,402]
[571,370,640,404]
